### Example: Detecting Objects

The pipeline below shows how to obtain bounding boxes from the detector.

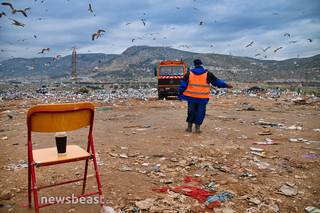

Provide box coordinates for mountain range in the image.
[0,45,319,84]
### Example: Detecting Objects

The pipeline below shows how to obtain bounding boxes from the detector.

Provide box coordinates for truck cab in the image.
[154,61,187,99]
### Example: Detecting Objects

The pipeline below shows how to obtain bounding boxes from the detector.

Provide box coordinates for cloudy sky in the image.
[0,0,319,62]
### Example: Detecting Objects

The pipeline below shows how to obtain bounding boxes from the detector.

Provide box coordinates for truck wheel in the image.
[158,93,164,100]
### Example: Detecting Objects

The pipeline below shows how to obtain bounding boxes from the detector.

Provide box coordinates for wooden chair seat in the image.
[33,145,90,164]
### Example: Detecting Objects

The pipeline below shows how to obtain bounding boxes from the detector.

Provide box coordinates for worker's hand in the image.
[226,83,233,88]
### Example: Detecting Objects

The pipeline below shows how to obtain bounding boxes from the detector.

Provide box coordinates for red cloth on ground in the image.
[152,176,221,211]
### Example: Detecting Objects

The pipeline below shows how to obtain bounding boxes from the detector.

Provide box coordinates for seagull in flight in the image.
[9,18,25,27]
[274,47,283,52]
[92,29,105,41]
[245,41,254,48]
[0,12,6,17]
[88,3,93,13]
[26,65,34,70]
[178,45,190,49]
[53,55,61,61]
[12,9,27,17]
[1,2,14,10]
[141,19,146,26]
[37,48,50,54]
[261,46,271,52]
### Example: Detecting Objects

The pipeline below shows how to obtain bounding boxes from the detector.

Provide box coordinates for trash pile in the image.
[0,87,157,103]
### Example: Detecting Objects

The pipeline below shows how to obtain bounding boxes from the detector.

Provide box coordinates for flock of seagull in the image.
[1,2,29,26]
[0,1,316,70]
[244,32,313,59]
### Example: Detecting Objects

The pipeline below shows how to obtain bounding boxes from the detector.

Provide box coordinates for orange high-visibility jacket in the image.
[183,71,210,99]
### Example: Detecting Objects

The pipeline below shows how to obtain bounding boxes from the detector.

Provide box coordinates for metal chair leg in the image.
[82,158,89,194]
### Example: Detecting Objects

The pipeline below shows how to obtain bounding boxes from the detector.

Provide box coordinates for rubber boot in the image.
[195,124,202,133]
[186,122,193,132]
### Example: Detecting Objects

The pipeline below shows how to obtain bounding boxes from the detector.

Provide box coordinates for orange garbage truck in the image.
[154,61,187,99]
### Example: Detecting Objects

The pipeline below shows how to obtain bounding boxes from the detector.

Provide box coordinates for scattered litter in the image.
[184,176,202,184]
[96,107,114,111]
[124,125,142,128]
[301,147,320,151]
[258,129,272,135]
[205,191,234,205]
[240,173,255,178]
[252,141,280,145]
[100,206,118,213]
[244,107,256,111]
[208,182,215,188]
[295,175,307,179]
[97,161,104,166]
[250,151,266,158]
[253,138,279,145]
[152,154,164,158]
[2,161,28,170]
[236,136,248,139]
[293,99,306,105]
[252,120,279,127]
[124,124,151,128]
[246,202,280,212]
[278,185,298,196]
[305,206,320,213]
[119,166,132,172]
[1,86,319,212]
[301,154,318,158]
[246,197,261,205]
[153,186,213,203]
[135,199,155,210]
[289,138,308,143]
[207,182,219,193]
[161,178,174,184]
[1,136,8,140]
[250,147,264,152]
[286,182,295,188]
[287,125,302,130]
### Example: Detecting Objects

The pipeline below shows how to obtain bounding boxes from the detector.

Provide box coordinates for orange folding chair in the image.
[24,102,103,212]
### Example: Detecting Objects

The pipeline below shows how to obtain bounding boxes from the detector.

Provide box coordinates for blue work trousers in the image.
[186,101,206,125]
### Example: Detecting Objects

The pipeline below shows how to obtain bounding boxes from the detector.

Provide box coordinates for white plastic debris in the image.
[100,206,118,213]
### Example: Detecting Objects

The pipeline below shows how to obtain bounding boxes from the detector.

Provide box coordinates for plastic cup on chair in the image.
[55,132,67,154]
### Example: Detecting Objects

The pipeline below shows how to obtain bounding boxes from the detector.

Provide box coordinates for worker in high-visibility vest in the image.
[178,59,233,133]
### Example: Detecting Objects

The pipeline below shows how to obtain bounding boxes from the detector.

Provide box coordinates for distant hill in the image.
[0,45,319,84]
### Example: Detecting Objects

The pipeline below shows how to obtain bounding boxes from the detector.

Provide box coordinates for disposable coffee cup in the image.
[55,132,67,154]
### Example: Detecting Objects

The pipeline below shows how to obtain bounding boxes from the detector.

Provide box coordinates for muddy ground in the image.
[0,89,319,213]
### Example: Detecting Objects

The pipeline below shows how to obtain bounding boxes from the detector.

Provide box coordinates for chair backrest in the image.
[27,102,95,133]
